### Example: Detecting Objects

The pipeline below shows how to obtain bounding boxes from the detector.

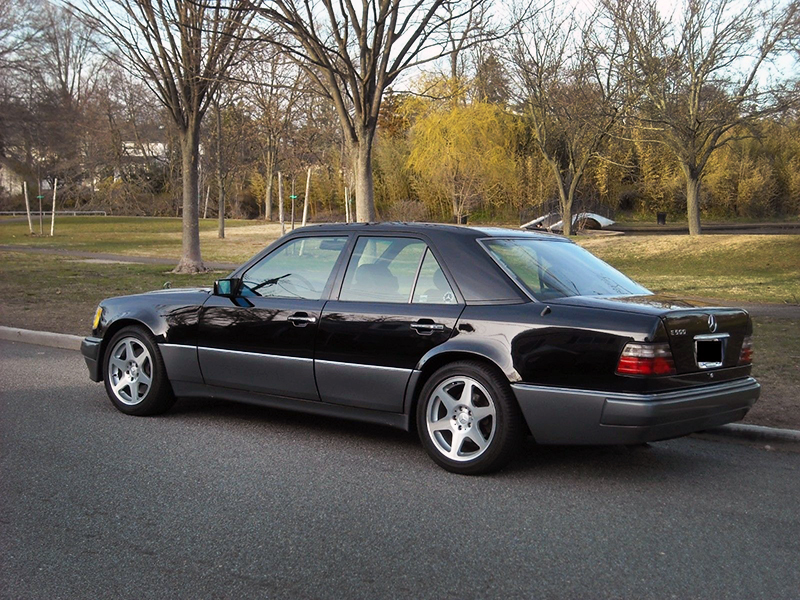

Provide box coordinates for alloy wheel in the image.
[425,375,497,462]
[107,336,153,406]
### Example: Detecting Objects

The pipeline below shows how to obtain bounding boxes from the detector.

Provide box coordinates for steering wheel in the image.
[281,273,317,296]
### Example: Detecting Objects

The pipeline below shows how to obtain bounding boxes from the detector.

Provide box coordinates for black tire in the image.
[103,326,176,416]
[416,360,524,475]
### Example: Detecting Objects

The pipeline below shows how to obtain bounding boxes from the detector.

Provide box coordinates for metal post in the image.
[278,172,285,236]
[50,178,57,236]
[23,181,33,234]
[290,177,296,231]
[302,167,311,227]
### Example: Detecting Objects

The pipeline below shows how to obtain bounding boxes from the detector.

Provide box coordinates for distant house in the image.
[122,141,168,160]
[0,157,26,196]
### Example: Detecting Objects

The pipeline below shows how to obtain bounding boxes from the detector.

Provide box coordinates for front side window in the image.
[242,236,347,300]
[483,238,650,301]
[339,237,426,303]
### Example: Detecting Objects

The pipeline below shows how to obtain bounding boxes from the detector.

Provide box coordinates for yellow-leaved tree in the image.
[407,102,517,222]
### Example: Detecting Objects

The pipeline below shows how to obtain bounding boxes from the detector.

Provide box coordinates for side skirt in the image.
[171,381,411,431]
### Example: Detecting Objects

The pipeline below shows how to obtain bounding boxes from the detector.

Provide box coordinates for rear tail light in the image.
[616,342,676,376]
[739,335,753,365]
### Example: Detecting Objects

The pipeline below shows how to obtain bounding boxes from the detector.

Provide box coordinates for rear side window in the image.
[412,249,457,304]
[340,237,426,302]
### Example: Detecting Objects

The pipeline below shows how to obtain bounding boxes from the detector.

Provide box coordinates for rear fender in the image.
[415,338,520,382]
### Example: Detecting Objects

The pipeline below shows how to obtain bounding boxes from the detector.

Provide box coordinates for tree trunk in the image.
[353,135,376,223]
[551,162,574,236]
[216,103,225,239]
[684,168,703,235]
[173,124,205,273]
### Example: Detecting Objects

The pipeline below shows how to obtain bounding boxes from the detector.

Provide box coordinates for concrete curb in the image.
[2,325,799,445]
[702,423,800,444]
[0,326,83,351]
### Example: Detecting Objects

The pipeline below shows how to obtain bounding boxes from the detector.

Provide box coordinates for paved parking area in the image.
[1,339,799,599]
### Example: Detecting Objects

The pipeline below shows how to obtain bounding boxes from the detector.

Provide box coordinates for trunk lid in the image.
[550,294,751,373]
[661,308,750,373]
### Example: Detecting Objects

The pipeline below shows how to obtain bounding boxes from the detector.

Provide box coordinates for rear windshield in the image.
[482,238,651,301]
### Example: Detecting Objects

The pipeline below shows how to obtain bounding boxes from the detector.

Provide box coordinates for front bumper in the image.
[81,336,103,382]
[512,377,760,445]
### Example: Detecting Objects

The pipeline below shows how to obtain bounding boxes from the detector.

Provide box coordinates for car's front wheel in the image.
[416,361,524,475]
[103,326,175,416]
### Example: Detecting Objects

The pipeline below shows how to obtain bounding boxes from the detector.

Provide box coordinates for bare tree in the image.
[510,5,627,235]
[257,0,500,222]
[0,0,40,72]
[603,0,798,235]
[243,45,304,221]
[32,4,102,110]
[74,0,258,272]
[441,1,491,104]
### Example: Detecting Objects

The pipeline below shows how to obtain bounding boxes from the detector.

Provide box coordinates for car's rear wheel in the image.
[103,326,175,416]
[416,360,524,475]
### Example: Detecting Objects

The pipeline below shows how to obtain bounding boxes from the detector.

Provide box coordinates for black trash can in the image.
[656,212,667,225]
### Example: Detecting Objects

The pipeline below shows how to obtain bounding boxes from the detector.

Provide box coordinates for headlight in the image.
[92,306,103,330]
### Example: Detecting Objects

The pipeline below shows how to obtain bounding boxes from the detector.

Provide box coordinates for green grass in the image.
[746,316,800,429]
[2,216,799,304]
[0,216,280,264]
[579,234,800,304]
[0,251,220,335]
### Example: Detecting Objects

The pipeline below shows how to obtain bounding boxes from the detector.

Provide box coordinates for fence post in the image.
[23,182,33,234]
[302,167,311,227]
[278,172,285,236]
[50,178,58,236]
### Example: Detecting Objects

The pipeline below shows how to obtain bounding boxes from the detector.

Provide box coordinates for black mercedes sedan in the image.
[81,223,760,474]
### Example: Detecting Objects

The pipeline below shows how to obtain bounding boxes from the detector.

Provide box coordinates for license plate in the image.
[696,339,723,368]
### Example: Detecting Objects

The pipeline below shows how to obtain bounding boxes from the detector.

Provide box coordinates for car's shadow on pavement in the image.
[167,396,415,446]
[164,396,710,481]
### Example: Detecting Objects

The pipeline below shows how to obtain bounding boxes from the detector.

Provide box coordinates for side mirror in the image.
[214,278,241,297]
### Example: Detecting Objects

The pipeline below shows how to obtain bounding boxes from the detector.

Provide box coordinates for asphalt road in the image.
[1,340,798,600]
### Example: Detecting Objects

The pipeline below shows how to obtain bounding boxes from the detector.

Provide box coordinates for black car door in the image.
[197,234,349,400]
[314,235,464,412]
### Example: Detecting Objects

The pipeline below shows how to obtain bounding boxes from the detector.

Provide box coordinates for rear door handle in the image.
[411,321,444,335]
[288,313,317,327]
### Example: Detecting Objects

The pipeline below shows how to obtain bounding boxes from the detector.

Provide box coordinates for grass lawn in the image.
[2,216,798,303]
[0,251,220,335]
[0,216,283,264]
[746,316,800,430]
[579,234,800,304]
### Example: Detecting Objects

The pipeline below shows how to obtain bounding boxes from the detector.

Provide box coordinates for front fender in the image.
[94,289,210,346]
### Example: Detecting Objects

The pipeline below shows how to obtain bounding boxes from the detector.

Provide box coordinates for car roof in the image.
[298,222,571,243]
[280,222,566,304]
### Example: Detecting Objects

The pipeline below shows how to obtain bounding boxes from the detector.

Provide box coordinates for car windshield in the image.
[483,238,651,301]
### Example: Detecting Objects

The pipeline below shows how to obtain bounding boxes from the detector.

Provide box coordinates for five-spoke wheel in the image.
[103,326,175,416]
[417,360,524,475]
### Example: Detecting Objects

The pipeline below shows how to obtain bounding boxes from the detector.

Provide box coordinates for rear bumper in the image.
[81,336,103,382]
[512,377,760,445]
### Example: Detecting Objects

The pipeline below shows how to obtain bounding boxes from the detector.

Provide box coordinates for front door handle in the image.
[411,321,444,335]
[288,313,317,327]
